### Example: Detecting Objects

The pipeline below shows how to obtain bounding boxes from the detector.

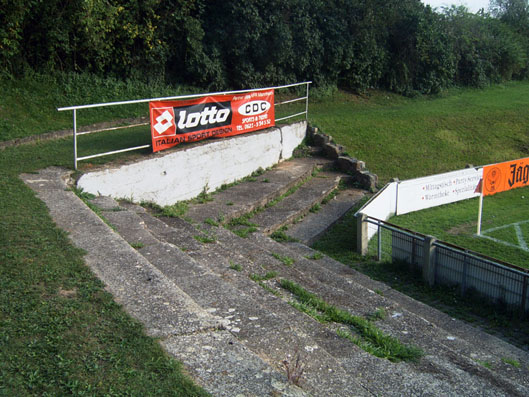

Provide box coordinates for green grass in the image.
[232,226,258,238]
[310,82,529,183]
[161,201,189,218]
[229,261,243,272]
[388,186,529,268]
[249,271,278,282]
[204,218,219,227]
[501,357,521,368]
[0,72,191,142]
[270,227,299,243]
[0,142,209,395]
[193,234,216,244]
[306,252,324,260]
[271,252,295,266]
[280,279,423,362]
[309,203,321,213]
[225,214,259,238]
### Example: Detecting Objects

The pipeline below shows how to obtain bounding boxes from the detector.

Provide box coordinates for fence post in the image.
[377,220,382,260]
[410,237,416,272]
[461,254,468,296]
[521,275,528,317]
[422,236,436,287]
[357,213,368,255]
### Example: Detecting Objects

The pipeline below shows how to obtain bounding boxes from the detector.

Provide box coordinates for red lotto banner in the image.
[149,90,275,152]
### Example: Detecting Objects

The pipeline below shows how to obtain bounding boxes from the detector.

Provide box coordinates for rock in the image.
[322,142,344,159]
[312,133,331,146]
[336,156,365,173]
[356,171,378,192]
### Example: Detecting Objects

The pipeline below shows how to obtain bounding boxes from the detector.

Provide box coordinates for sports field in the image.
[390,186,529,269]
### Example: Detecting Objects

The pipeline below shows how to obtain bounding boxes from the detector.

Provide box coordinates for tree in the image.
[489,0,529,43]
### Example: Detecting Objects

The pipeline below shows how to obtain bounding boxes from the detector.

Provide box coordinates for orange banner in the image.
[149,90,275,152]
[482,157,529,196]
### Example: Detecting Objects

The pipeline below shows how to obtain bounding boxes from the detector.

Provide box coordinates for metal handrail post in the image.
[305,82,309,120]
[73,109,78,170]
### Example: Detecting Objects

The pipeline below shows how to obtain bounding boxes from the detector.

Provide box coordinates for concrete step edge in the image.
[99,200,373,395]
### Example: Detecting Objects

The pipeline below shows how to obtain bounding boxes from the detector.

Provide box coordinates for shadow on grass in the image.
[313,206,529,351]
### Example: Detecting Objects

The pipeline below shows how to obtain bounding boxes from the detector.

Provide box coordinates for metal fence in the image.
[364,216,529,314]
[57,81,312,169]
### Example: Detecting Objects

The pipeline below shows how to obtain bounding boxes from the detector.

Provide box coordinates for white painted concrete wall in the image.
[280,121,307,160]
[78,121,307,206]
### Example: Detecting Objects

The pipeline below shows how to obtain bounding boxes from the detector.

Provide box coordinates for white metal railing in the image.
[57,81,312,169]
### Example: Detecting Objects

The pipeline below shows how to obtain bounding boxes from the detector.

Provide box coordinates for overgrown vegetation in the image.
[271,228,299,243]
[249,272,280,296]
[161,201,189,218]
[280,279,423,362]
[193,234,216,244]
[229,261,243,271]
[226,213,259,238]
[2,1,529,96]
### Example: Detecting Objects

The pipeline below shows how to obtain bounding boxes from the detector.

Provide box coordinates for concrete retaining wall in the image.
[78,121,307,206]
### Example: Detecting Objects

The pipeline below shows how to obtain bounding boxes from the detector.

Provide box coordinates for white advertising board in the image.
[357,182,398,239]
[396,167,483,215]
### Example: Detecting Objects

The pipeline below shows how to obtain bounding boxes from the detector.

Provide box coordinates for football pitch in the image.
[390,186,529,269]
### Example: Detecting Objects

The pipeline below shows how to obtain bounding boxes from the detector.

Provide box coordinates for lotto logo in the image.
[175,101,232,134]
[152,108,176,136]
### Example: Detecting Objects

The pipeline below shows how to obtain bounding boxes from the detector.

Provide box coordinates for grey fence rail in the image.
[358,215,529,315]
[57,81,311,169]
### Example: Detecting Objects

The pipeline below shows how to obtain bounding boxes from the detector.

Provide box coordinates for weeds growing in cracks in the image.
[280,279,423,362]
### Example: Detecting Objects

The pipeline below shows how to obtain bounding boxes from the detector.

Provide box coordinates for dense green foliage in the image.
[2,0,529,95]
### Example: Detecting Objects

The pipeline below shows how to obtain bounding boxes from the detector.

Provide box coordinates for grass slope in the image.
[0,72,190,142]
[310,82,529,182]
[0,142,209,396]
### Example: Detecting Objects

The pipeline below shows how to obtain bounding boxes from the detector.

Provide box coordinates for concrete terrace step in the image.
[94,198,372,396]
[284,187,365,245]
[247,171,341,234]
[185,156,334,225]
[169,209,529,395]
[25,166,529,396]
[22,169,303,397]
[133,201,529,396]
[248,234,529,395]
[128,204,456,395]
